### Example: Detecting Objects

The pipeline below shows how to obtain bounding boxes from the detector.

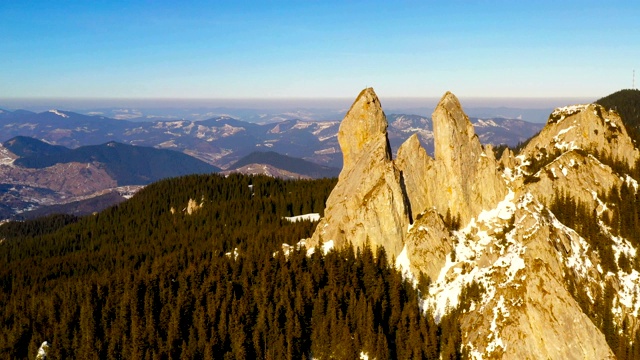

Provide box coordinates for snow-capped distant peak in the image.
[48,109,69,118]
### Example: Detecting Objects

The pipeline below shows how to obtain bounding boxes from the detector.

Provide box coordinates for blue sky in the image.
[1,1,639,100]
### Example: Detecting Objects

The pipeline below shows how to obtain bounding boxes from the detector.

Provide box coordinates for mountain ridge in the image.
[305,87,640,358]
[0,108,543,169]
[0,137,219,220]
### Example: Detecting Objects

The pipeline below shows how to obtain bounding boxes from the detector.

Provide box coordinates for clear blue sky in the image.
[1,1,638,100]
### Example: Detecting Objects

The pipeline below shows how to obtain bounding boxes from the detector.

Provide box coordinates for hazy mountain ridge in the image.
[0,137,219,220]
[0,108,543,170]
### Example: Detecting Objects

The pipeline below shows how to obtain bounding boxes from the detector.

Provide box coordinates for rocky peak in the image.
[521,103,639,167]
[432,91,481,164]
[338,87,390,172]
[308,88,408,258]
[395,134,433,218]
[430,92,508,225]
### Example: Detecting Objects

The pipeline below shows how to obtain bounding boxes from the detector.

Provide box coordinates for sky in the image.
[1,1,639,102]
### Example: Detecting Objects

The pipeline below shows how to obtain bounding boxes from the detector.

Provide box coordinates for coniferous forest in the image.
[0,174,467,359]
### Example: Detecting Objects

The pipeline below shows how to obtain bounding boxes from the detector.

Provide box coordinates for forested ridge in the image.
[596,88,640,146]
[0,173,467,359]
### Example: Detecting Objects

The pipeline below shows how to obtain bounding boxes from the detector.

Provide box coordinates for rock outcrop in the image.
[430,92,508,225]
[308,88,409,258]
[308,87,639,359]
[521,103,639,166]
[524,150,626,211]
[395,133,433,218]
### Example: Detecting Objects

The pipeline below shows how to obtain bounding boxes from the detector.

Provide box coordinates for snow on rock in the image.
[36,341,50,360]
[550,104,588,123]
[424,190,523,322]
[486,296,508,354]
[225,248,239,260]
[283,213,321,223]
[615,270,640,317]
[624,174,639,190]
[552,125,575,143]
[305,239,336,257]
[395,244,415,284]
[322,240,334,255]
[551,216,593,279]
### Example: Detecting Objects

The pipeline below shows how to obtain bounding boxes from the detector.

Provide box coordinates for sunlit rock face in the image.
[308,87,637,358]
[309,88,408,259]
[520,103,639,167]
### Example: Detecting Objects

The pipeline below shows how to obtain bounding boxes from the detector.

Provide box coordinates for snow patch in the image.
[36,341,50,359]
[550,104,588,123]
[395,244,415,284]
[616,270,640,317]
[425,190,524,322]
[284,213,320,222]
[225,248,239,260]
[322,240,334,255]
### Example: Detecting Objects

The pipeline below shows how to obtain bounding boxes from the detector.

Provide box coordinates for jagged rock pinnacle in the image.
[338,87,390,171]
[309,87,408,258]
[432,91,481,166]
[431,91,507,225]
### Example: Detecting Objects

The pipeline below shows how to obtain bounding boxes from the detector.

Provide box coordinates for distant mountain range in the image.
[0,137,219,220]
[0,107,545,219]
[0,108,544,170]
[6,136,220,185]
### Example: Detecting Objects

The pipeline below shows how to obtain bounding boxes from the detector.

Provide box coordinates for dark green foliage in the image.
[442,209,461,231]
[0,173,464,359]
[3,136,71,158]
[600,182,640,271]
[0,214,78,240]
[554,181,640,360]
[596,89,640,146]
[230,151,340,179]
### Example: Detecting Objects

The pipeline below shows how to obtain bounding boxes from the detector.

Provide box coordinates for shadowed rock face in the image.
[309,87,636,359]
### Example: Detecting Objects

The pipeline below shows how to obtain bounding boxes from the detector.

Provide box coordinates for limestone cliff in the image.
[396,92,508,225]
[430,92,508,225]
[308,88,409,258]
[395,134,433,219]
[520,103,639,166]
[307,87,640,359]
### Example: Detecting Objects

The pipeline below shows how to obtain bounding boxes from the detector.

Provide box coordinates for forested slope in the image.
[0,174,468,359]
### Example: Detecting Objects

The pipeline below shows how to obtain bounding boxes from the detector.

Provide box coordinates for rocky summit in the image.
[306,88,640,359]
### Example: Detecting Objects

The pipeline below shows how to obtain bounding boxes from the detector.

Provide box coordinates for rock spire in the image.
[308,88,409,258]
